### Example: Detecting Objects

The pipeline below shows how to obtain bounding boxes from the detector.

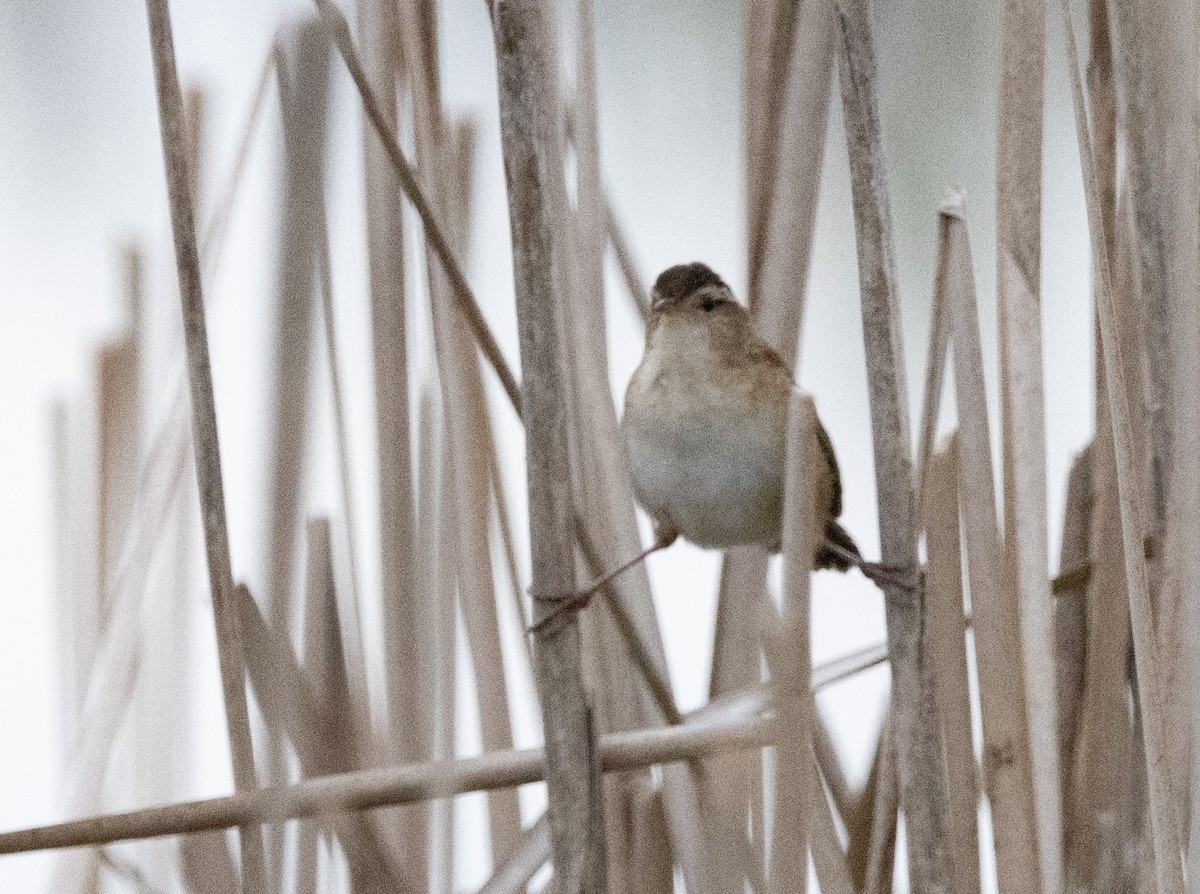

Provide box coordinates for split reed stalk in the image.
[143,1,266,888]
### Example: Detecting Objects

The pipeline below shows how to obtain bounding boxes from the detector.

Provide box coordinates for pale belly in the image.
[623,384,786,550]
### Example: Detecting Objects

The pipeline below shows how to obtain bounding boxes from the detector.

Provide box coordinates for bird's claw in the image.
[527,587,594,637]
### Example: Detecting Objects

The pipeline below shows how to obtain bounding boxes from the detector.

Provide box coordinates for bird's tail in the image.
[816,520,862,571]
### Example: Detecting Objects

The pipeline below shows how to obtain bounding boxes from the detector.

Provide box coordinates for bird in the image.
[531,261,902,634]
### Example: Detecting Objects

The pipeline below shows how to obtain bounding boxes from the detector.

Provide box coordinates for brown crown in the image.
[652,262,726,304]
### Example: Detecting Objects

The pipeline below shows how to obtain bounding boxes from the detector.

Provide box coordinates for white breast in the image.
[622,322,788,549]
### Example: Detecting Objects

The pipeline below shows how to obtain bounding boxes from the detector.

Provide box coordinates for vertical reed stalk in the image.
[143,2,266,889]
[764,392,818,894]
[995,0,1064,887]
[834,1,950,889]
[493,1,606,889]
[924,438,981,894]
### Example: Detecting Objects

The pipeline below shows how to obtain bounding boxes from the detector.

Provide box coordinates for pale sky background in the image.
[0,0,1093,890]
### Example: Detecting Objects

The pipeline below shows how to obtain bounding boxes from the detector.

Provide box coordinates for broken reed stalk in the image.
[1059,4,1186,889]
[833,1,951,889]
[313,0,521,412]
[994,0,1065,888]
[763,393,818,894]
[492,0,606,889]
[142,2,266,890]
[0,712,774,856]
[939,200,1044,894]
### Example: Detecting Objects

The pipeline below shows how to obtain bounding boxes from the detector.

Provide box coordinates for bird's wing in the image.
[815,414,844,519]
[742,333,844,520]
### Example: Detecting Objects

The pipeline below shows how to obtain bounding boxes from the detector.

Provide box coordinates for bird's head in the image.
[649,262,740,319]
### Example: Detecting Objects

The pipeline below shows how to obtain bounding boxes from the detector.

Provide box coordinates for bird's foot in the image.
[527,586,598,637]
[859,561,922,600]
[526,533,676,637]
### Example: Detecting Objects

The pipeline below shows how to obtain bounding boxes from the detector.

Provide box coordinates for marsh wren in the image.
[533,262,895,633]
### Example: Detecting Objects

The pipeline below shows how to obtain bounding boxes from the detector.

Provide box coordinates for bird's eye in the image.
[701,297,717,312]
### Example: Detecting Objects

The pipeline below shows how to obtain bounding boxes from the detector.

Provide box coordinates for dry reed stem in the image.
[179,832,238,894]
[834,1,950,888]
[1059,4,1186,890]
[1066,9,1138,882]
[628,785,674,894]
[350,2,422,850]
[1069,288,1133,889]
[924,438,981,894]
[710,2,834,876]
[314,0,521,411]
[568,6,644,885]
[315,204,373,744]
[492,0,606,888]
[143,2,266,888]
[0,712,774,856]
[995,0,1065,887]
[409,2,522,863]
[1056,442,1090,790]
[421,388,458,894]
[939,200,1042,894]
[764,393,818,894]
[264,29,330,885]
[811,704,852,821]
[744,0,799,313]
[602,196,649,320]
[810,758,856,894]
[296,520,358,892]
[861,717,898,894]
[752,0,835,359]
[844,708,887,888]
[1135,0,1200,872]
[200,46,275,275]
[478,818,552,894]
[235,583,415,893]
